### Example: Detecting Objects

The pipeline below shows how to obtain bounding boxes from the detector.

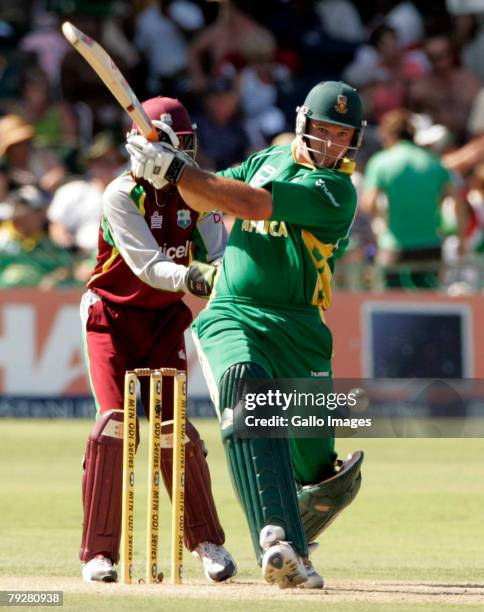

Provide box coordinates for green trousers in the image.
[192,297,337,484]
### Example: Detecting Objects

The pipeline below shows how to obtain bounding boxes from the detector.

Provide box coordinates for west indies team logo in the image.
[177,209,192,229]
[334,95,348,114]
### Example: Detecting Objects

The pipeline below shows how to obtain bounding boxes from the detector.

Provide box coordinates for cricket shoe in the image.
[300,543,325,589]
[193,542,237,582]
[260,525,308,589]
[82,554,117,583]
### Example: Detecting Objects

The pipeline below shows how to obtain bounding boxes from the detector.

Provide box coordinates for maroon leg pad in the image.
[160,421,225,551]
[79,411,136,564]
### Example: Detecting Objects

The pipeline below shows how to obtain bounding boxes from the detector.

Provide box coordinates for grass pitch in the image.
[0,419,483,610]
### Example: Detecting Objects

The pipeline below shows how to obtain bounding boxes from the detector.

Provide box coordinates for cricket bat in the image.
[61,21,159,141]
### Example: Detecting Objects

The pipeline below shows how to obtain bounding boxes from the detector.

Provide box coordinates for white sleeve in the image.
[195,212,228,262]
[103,178,188,292]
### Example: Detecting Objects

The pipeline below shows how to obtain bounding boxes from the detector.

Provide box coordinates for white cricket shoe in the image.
[260,524,286,549]
[82,555,117,583]
[193,542,237,582]
[300,543,325,589]
[260,525,308,589]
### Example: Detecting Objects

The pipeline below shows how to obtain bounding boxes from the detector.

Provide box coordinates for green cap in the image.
[301,81,363,130]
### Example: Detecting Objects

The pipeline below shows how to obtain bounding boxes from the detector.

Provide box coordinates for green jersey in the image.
[215,144,357,309]
[193,144,356,479]
[364,141,451,251]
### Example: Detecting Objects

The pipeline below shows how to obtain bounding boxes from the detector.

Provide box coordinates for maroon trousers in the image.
[84,298,191,417]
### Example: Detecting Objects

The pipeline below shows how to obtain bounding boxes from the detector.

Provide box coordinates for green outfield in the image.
[0,419,483,610]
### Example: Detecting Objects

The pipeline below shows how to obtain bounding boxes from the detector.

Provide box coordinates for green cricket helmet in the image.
[295,81,366,168]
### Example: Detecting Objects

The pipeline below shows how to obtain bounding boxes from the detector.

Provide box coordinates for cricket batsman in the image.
[79,97,236,583]
[127,82,365,588]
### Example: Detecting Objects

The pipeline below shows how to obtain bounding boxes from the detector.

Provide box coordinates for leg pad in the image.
[298,451,364,542]
[80,411,128,563]
[220,363,308,562]
[159,421,225,551]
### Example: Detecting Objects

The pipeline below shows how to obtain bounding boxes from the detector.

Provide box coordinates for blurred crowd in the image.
[1,0,484,292]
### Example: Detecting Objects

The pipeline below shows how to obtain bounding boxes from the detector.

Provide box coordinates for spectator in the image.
[409,34,482,142]
[188,0,273,92]
[384,0,425,48]
[60,16,132,133]
[315,0,365,43]
[332,164,377,289]
[268,0,358,82]
[238,28,288,147]
[442,133,484,176]
[361,108,462,288]
[462,162,484,256]
[467,84,484,137]
[267,0,358,123]
[191,74,250,170]
[19,12,70,94]
[344,24,426,122]
[134,0,190,97]
[167,0,206,36]
[0,114,66,199]
[0,186,74,289]
[413,116,454,155]
[102,13,141,73]
[6,68,78,157]
[0,22,33,105]
[452,11,484,83]
[47,132,126,256]
[441,159,484,292]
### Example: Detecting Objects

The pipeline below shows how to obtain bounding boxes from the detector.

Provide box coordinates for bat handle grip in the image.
[147,126,159,142]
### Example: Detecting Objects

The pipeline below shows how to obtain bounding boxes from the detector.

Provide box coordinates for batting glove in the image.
[126,134,192,189]
[184,260,219,298]
[126,118,180,149]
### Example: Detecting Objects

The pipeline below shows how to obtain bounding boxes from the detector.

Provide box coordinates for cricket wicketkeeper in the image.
[127,82,365,589]
[79,97,236,583]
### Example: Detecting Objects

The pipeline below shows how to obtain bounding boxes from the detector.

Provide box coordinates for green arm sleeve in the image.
[217,163,247,182]
[270,175,357,241]
[217,146,278,182]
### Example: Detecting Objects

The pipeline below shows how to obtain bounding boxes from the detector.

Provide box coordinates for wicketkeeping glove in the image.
[184,261,219,298]
[126,133,192,190]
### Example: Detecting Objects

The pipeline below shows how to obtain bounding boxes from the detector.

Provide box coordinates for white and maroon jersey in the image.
[88,173,226,308]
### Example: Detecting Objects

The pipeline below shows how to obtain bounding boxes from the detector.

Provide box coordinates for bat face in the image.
[62,21,158,141]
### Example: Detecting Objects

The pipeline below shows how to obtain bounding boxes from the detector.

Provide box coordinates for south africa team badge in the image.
[335,94,348,114]
[177,209,192,229]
